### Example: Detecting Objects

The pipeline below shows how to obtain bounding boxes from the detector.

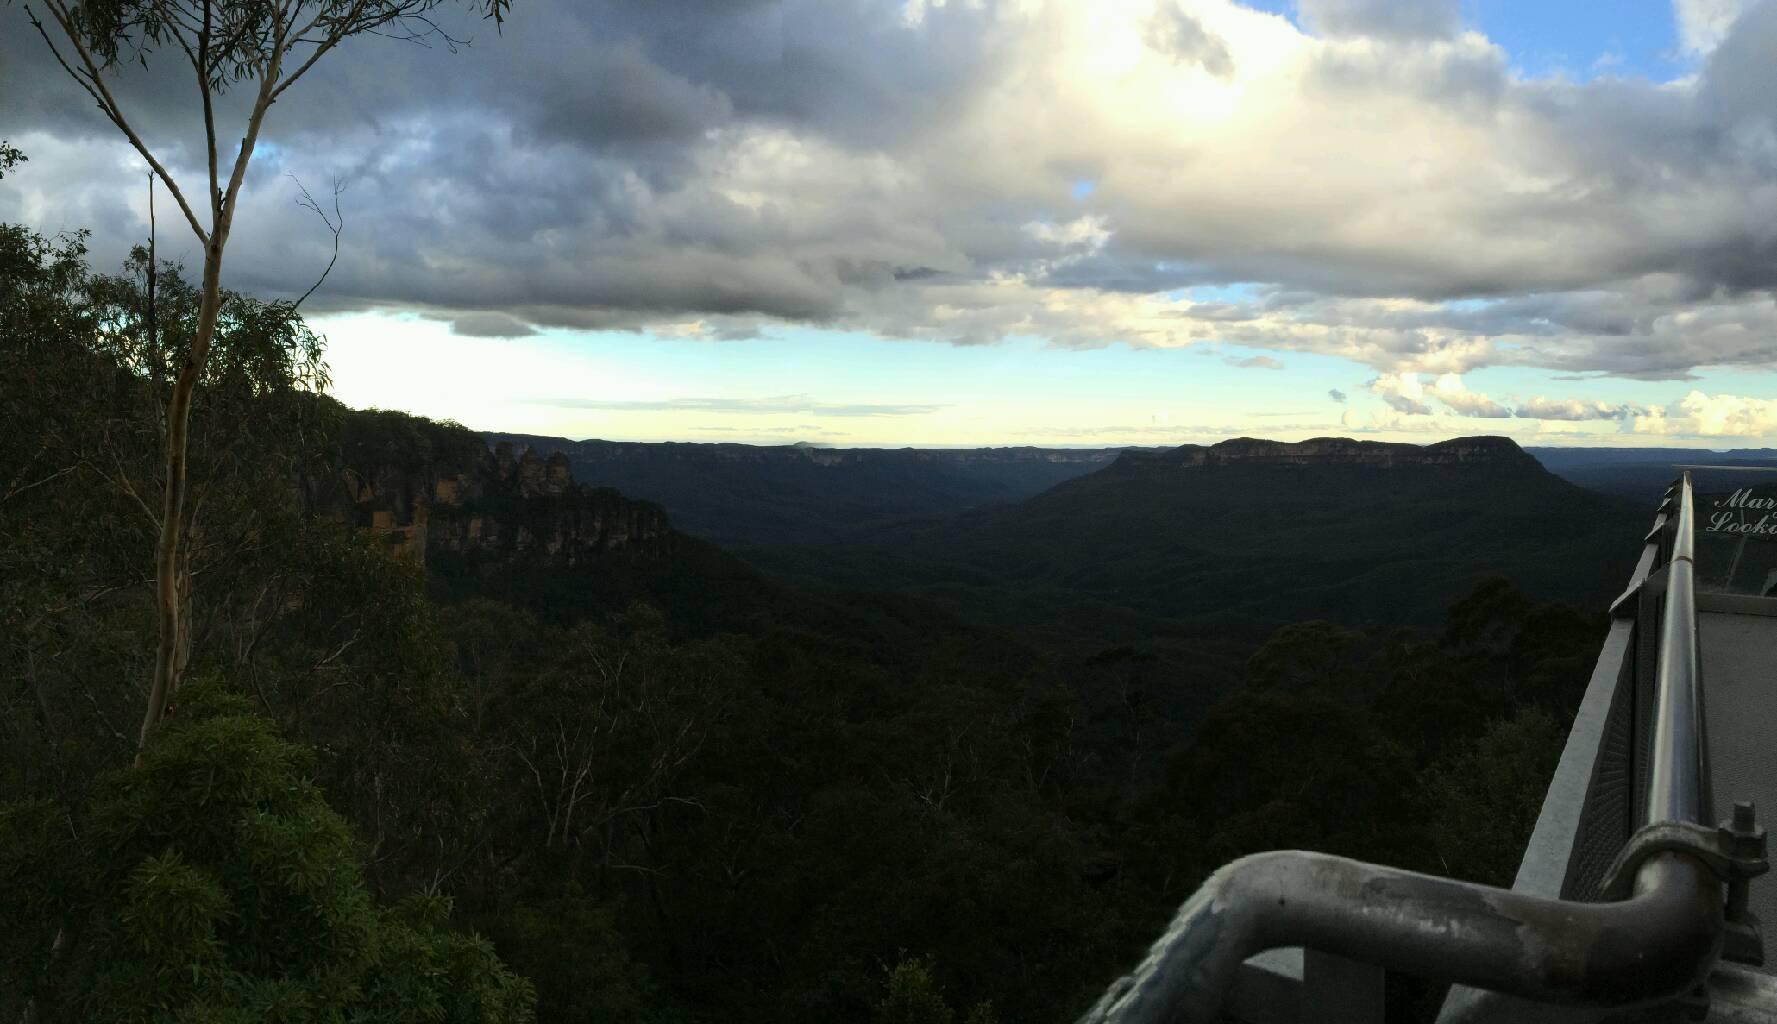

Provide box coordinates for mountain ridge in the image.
[1139,434,1539,470]
[753,433,1643,633]
[482,431,1127,545]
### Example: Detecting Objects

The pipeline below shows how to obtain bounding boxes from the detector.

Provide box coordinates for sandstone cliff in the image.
[315,436,673,565]
[1122,435,1541,473]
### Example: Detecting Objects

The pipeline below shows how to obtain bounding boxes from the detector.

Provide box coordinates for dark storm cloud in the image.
[1699,0,1777,128]
[1296,0,1460,39]
[524,40,735,148]
[1147,6,1234,76]
[438,311,540,337]
[5,0,1777,384]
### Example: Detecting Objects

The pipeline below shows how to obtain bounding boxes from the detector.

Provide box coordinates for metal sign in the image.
[1696,487,1777,595]
[1703,489,1777,537]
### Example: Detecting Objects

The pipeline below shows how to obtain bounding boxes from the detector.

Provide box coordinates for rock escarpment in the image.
[1128,435,1541,472]
[315,439,673,565]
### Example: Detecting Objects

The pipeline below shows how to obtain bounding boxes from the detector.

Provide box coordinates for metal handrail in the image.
[1649,473,1705,827]
[1079,474,1722,1023]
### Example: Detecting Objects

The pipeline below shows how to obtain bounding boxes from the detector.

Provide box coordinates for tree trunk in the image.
[136,242,223,754]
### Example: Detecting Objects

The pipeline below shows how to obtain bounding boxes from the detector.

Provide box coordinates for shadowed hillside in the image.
[486,433,1125,546]
[927,436,1642,620]
[1530,446,1777,503]
[754,436,1645,637]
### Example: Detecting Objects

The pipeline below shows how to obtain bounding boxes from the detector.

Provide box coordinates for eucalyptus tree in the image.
[15,0,512,751]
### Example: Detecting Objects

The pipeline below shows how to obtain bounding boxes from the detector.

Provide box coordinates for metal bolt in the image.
[1736,801,1757,832]
[1724,801,1768,865]
[1719,799,1769,957]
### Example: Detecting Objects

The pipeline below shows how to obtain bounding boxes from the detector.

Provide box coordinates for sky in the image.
[5,0,1777,448]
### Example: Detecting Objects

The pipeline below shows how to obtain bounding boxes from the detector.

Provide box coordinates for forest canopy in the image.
[1,201,1602,1022]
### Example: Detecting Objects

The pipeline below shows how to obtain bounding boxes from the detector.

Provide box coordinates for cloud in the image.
[1013,419,1336,440]
[1328,388,1347,403]
[1297,0,1460,39]
[1367,371,1510,417]
[1504,389,1777,438]
[1228,354,1284,369]
[1675,0,1753,54]
[438,311,539,338]
[6,0,1777,385]
[1367,373,1433,415]
[1635,391,1777,437]
[1427,373,1511,418]
[1147,5,1235,76]
[536,394,944,417]
[1515,396,1636,421]
[1023,215,1114,252]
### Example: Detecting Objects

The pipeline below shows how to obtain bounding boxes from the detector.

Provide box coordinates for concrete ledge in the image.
[1225,949,1302,1024]
[1697,592,1777,617]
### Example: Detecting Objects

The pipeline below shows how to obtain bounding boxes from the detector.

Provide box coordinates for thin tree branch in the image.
[268,0,372,103]
[24,2,210,245]
[213,20,285,242]
[74,452,160,528]
[199,0,220,219]
[0,467,75,505]
[289,174,343,311]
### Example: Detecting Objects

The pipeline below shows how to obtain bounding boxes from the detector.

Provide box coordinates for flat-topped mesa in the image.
[1147,435,1541,471]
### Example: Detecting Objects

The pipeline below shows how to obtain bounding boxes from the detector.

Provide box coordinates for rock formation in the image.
[1122,435,1541,472]
[314,439,672,565]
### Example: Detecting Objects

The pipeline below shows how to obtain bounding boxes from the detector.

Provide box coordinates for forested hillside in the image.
[487,432,1123,546]
[3,216,1619,1023]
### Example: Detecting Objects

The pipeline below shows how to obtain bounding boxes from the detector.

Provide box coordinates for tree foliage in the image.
[1,682,533,1024]
[3,224,1610,1023]
[15,0,515,753]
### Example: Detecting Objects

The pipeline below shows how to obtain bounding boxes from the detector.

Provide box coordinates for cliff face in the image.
[320,440,673,564]
[1137,435,1542,472]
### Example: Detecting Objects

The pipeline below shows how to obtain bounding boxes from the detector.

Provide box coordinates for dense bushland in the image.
[2,213,1602,1022]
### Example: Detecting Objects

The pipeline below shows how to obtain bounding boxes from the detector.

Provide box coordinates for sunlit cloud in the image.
[536,395,947,417]
[9,0,1777,442]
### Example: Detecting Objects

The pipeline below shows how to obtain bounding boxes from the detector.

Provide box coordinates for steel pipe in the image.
[1648,474,1704,827]
[1078,851,1721,1024]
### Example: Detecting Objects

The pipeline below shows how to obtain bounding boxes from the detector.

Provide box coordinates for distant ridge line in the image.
[1119,434,1541,472]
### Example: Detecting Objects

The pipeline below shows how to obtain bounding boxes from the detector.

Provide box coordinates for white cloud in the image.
[1367,371,1509,418]
[1367,372,1433,414]
[1494,390,1777,439]
[1638,390,1777,436]
[1023,214,1113,251]
[1675,0,1752,54]
[8,0,1777,387]
[1515,396,1636,421]
[1428,373,1511,417]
